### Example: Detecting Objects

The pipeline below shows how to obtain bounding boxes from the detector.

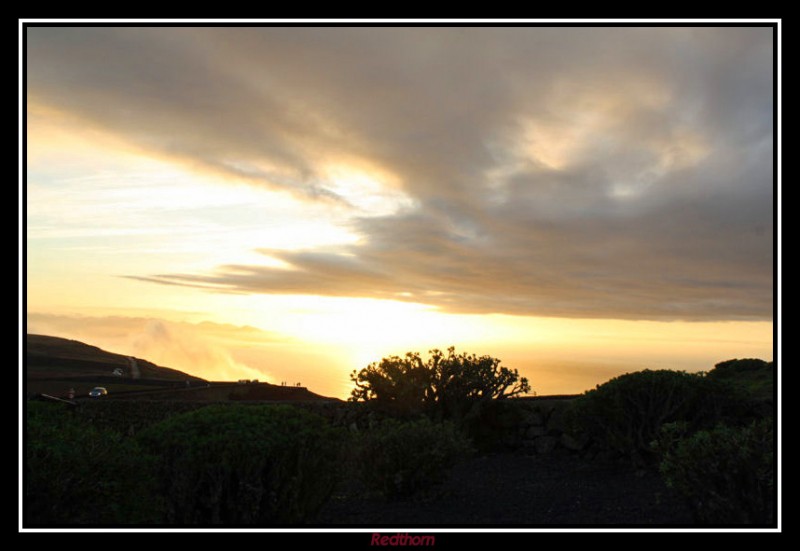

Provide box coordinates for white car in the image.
[88,387,108,398]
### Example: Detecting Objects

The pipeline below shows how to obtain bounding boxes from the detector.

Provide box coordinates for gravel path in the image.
[316,451,694,526]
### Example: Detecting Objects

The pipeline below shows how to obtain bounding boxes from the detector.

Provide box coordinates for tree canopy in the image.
[350,347,531,417]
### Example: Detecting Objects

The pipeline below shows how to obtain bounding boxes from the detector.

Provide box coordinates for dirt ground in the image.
[315,450,695,527]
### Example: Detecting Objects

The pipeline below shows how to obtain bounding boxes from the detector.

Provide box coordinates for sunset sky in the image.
[24,25,776,398]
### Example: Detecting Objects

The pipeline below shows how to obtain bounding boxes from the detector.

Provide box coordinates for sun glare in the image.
[261,296,501,371]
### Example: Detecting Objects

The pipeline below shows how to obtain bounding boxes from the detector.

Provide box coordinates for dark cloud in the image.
[27,26,774,320]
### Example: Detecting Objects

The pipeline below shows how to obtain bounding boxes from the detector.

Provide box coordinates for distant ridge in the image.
[26,334,207,383]
[25,334,338,402]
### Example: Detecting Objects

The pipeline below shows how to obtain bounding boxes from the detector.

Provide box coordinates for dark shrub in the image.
[708,358,771,378]
[657,418,774,525]
[25,401,161,525]
[706,358,774,403]
[137,404,343,524]
[355,417,473,499]
[566,369,736,463]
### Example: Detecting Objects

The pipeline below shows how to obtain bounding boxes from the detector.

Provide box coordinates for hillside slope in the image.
[25,334,338,402]
[26,334,207,382]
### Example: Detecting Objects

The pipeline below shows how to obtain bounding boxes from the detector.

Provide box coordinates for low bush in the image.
[657,418,774,525]
[354,417,473,499]
[25,401,161,525]
[137,404,343,524]
[566,369,738,463]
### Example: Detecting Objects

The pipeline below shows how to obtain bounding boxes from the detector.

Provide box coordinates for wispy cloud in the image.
[27,26,774,321]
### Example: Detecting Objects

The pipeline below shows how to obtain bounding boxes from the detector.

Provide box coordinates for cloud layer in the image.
[27,26,774,320]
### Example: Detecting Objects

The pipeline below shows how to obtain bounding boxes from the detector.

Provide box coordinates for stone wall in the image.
[504,397,589,455]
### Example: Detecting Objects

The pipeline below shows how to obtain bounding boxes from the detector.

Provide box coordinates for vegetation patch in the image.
[353,417,473,500]
[656,418,774,525]
[137,404,343,524]
[566,369,743,463]
[74,399,214,435]
[25,402,162,525]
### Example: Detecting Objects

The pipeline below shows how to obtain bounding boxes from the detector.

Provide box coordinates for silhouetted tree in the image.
[350,347,531,418]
